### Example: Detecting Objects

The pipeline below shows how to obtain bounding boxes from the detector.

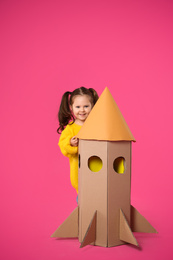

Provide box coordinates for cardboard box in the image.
[51,87,157,248]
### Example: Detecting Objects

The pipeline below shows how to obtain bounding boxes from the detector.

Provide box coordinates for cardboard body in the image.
[78,139,131,247]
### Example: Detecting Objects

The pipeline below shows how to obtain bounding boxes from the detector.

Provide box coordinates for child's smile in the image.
[71,95,92,125]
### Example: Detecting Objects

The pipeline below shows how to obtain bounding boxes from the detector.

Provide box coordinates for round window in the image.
[113,157,125,174]
[88,156,103,172]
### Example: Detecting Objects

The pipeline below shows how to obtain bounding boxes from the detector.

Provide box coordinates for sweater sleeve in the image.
[58,126,78,157]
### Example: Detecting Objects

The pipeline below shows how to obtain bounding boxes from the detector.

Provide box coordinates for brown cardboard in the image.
[78,140,108,247]
[120,209,138,246]
[80,211,97,248]
[51,207,78,238]
[78,140,132,247]
[131,206,157,233]
[107,141,131,246]
[51,87,157,248]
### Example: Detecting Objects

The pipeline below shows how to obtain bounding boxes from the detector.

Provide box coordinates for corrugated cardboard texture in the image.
[77,87,135,141]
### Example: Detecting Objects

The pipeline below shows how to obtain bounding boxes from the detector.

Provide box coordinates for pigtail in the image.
[57,91,74,134]
[89,88,99,105]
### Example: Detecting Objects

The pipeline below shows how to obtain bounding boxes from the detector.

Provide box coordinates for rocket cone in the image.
[77,87,135,141]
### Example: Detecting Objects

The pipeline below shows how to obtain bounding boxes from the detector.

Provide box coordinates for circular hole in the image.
[88,156,103,172]
[113,157,125,174]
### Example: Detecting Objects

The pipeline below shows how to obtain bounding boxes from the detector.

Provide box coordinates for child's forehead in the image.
[72,95,92,104]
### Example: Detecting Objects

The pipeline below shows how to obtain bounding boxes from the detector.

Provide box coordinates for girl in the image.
[57,87,99,195]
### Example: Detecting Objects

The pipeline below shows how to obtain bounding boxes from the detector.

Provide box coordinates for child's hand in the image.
[70,136,79,147]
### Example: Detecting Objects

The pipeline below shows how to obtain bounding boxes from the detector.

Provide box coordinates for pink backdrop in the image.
[1,0,173,259]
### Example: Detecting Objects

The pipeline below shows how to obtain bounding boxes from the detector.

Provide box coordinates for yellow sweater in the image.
[58,122,82,193]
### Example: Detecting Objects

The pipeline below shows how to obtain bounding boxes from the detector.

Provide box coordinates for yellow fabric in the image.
[58,122,82,193]
[88,156,103,172]
[114,157,125,174]
[118,158,125,174]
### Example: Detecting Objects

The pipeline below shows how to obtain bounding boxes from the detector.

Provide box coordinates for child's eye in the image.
[76,106,80,108]
[85,105,89,108]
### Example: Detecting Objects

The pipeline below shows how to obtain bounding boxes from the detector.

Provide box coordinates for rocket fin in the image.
[131,205,157,233]
[120,209,139,247]
[51,207,79,238]
[80,211,97,248]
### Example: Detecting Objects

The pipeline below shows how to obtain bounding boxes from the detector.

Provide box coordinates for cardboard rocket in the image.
[51,87,157,248]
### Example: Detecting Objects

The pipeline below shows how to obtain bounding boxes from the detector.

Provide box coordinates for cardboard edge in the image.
[80,211,97,248]
[119,209,139,247]
[131,205,158,233]
[51,207,79,238]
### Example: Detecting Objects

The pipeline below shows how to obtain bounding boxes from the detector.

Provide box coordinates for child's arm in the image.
[58,126,78,157]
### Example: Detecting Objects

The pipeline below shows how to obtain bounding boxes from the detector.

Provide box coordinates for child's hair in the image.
[57,86,99,133]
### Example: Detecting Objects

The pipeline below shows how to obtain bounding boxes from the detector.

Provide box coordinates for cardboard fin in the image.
[51,207,79,238]
[131,205,157,233]
[120,209,139,247]
[80,211,97,248]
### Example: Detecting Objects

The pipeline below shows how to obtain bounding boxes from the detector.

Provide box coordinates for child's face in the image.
[71,95,92,124]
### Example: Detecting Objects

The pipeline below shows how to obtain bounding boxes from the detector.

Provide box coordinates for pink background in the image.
[0,0,173,259]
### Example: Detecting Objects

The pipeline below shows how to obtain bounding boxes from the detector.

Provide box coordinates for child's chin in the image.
[79,116,86,119]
